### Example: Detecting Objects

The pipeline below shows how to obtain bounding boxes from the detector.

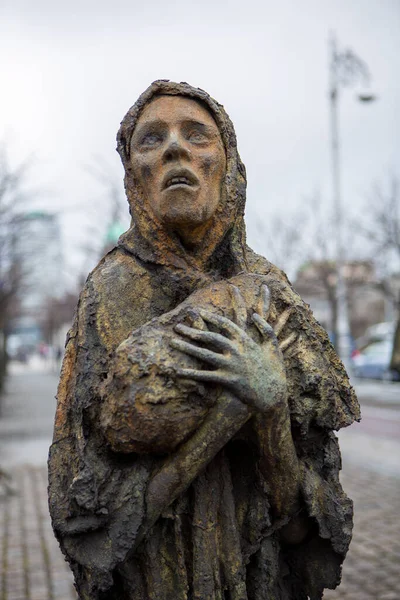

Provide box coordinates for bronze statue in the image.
[48,80,360,600]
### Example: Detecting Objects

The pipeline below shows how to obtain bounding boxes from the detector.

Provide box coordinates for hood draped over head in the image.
[116,80,248,277]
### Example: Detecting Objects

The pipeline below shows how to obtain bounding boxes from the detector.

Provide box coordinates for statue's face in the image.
[130,95,226,233]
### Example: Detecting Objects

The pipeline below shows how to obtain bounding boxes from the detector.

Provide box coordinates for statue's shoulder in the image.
[88,247,148,293]
[246,247,298,298]
[77,248,154,351]
[246,248,330,337]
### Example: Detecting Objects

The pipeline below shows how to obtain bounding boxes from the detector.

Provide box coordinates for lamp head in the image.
[357,93,377,103]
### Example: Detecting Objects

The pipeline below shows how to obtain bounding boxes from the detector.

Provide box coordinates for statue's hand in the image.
[170,285,297,413]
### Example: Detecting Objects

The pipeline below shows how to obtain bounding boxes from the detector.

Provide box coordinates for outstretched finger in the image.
[283,337,303,359]
[228,284,247,330]
[175,367,237,387]
[279,332,298,353]
[170,338,229,368]
[185,310,208,331]
[256,284,271,321]
[198,310,247,341]
[273,307,292,337]
[251,313,276,342]
[174,324,237,354]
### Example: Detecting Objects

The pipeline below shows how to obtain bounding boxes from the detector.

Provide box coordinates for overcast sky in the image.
[1,0,399,285]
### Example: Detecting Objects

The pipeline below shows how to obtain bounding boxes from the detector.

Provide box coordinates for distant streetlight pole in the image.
[329,33,376,363]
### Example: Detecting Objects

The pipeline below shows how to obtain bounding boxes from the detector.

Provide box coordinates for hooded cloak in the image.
[48,80,360,600]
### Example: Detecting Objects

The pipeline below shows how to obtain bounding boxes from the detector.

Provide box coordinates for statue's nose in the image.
[162,135,191,162]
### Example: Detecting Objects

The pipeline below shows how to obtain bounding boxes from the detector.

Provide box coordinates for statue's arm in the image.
[136,389,251,546]
[168,297,352,548]
[140,389,304,547]
[133,303,303,547]
[171,302,304,527]
[253,403,302,523]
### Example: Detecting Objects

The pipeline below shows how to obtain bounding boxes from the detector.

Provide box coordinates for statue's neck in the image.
[167,221,214,254]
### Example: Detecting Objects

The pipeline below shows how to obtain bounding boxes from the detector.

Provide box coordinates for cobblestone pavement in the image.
[0,459,398,599]
[0,466,76,600]
[324,464,400,600]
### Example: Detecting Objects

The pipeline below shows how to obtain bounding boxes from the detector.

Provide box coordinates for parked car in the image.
[351,340,400,381]
[355,321,395,351]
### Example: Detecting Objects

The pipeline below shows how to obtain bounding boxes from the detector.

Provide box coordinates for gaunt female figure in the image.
[48,80,359,600]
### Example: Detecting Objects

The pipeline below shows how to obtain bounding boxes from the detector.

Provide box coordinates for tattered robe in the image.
[48,80,360,600]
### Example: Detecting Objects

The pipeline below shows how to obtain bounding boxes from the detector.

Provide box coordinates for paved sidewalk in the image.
[0,466,76,600]
[324,464,400,600]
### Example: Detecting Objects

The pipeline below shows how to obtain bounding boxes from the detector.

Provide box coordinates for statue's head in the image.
[129,95,226,238]
[117,81,247,270]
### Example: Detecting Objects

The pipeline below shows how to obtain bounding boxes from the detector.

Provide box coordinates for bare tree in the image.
[256,193,355,347]
[357,175,400,371]
[80,156,129,268]
[40,291,79,347]
[35,158,129,357]
[0,146,33,390]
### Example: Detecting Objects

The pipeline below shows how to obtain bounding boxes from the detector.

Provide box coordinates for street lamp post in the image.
[329,34,375,364]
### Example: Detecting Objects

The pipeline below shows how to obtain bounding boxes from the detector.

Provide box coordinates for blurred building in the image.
[9,211,64,348]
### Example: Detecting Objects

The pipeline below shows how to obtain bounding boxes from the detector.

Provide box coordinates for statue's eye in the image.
[141,133,162,147]
[187,130,208,143]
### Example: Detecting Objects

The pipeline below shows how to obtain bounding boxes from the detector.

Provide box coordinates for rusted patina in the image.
[48,80,360,600]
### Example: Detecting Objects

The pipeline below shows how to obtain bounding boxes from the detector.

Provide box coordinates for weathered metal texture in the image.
[48,80,360,600]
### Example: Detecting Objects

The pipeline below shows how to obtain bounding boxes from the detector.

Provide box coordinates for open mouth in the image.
[163,169,199,190]
[166,176,193,188]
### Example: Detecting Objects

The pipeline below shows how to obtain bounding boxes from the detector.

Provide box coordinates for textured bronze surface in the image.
[48,80,360,600]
